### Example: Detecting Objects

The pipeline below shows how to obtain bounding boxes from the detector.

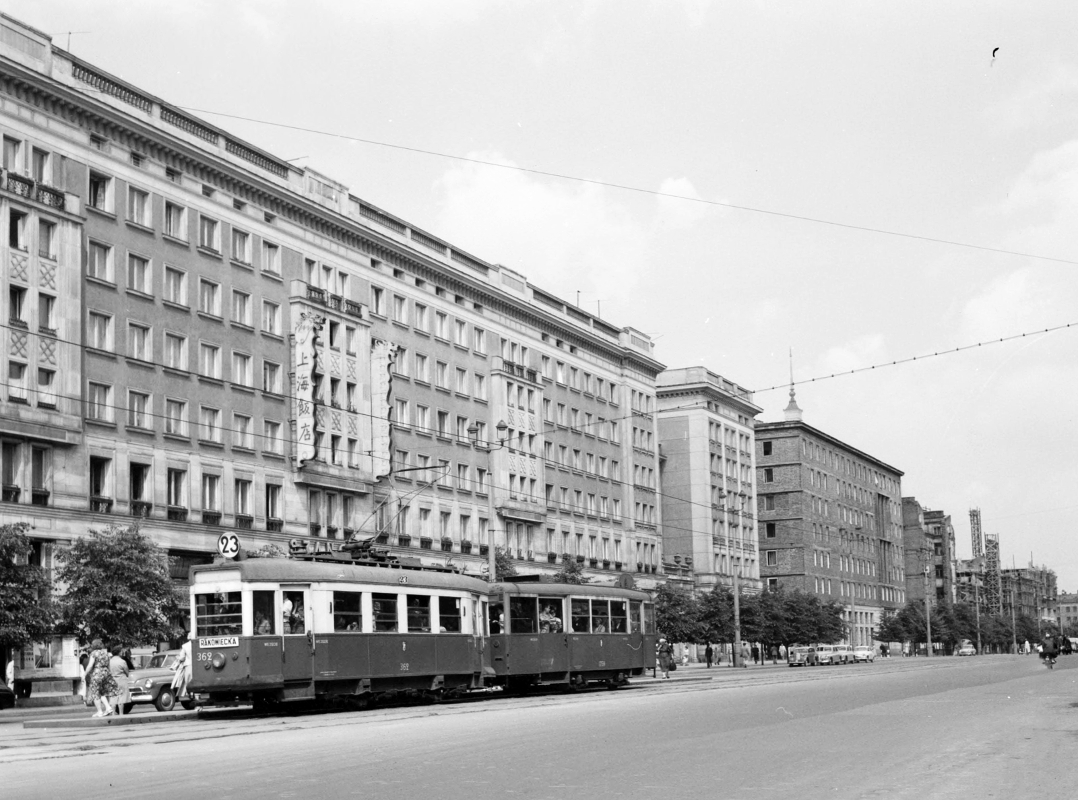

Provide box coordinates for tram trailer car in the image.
[188,559,491,707]
[488,582,657,691]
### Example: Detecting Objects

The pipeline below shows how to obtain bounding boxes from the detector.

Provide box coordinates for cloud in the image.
[654,177,717,230]
[989,64,1078,132]
[813,334,889,376]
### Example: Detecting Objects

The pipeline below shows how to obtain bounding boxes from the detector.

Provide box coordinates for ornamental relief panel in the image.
[39,338,55,365]
[10,331,27,359]
[39,260,56,290]
[10,252,28,282]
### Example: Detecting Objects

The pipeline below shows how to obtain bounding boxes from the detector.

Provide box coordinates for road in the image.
[3,655,1075,799]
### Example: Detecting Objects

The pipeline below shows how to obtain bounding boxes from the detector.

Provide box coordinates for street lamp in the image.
[923,564,932,657]
[468,419,509,582]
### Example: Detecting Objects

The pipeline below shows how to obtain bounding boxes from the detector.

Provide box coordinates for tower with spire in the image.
[784,347,802,421]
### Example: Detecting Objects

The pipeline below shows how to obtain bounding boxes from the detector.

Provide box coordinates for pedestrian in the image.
[170,638,193,702]
[751,644,760,665]
[84,638,117,717]
[705,643,714,668]
[881,644,888,659]
[740,641,750,668]
[770,645,778,664]
[657,637,675,679]
[778,643,787,661]
[108,645,130,716]
[4,655,13,688]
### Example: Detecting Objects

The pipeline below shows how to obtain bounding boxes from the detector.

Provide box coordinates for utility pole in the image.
[732,492,746,668]
[1010,587,1017,655]
[924,564,932,657]
[974,574,982,655]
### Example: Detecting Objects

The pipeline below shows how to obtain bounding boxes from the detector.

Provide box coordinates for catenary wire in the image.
[179,106,1078,268]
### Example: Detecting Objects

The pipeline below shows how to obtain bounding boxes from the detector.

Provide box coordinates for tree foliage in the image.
[0,523,55,650]
[245,543,288,559]
[55,523,183,647]
[552,553,588,584]
[492,547,517,582]
[655,583,704,643]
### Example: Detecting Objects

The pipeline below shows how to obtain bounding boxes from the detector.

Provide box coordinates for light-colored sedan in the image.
[852,646,876,663]
[956,643,976,656]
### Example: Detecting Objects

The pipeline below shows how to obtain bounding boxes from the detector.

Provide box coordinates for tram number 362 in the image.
[400,663,409,672]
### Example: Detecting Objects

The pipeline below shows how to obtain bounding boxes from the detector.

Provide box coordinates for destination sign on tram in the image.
[199,636,239,648]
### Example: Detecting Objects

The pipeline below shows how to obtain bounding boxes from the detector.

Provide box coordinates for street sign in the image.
[217,532,240,559]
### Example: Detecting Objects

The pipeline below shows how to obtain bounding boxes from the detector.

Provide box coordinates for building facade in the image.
[754,391,905,647]
[901,499,956,607]
[0,12,669,685]
[656,367,762,593]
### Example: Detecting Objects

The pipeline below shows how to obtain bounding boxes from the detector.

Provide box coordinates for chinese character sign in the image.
[294,312,323,464]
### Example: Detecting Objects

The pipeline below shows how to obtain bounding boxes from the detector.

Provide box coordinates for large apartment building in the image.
[0,8,667,632]
[901,498,957,607]
[754,390,905,646]
[656,367,762,592]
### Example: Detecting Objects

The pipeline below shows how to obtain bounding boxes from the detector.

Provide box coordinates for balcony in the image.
[236,514,253,530]
[2,485,20,503]
[309,522,322,536]
[267,518,283,532]
[130,501,152,518]
[397,534,412,547]
[202,511,222,526]
[420,537,433,550]
[90,496,113,513]
[440,538,454,552]
[167,506,188,522]
[460,541,473,554]
[30,489,49,507]
[547,552,558,563]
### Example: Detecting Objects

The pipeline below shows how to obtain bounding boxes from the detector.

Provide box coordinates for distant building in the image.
[656,367,763,593]
[755,387,905,646]
[901,499,956,607]
[1057,593,1078,632]
[1001,566,1057,624]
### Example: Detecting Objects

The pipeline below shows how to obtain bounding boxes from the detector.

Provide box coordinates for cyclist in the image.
[1041,632,1059,668]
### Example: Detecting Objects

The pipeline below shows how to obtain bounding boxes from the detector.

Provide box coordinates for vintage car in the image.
[956,641,976,656]
[127,650,195,712]
[787,647,811,667]
[852,645,876,663]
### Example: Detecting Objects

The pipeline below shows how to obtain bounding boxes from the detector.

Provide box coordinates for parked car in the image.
[831,644,854,664]
[0,680,15,711]
[956,641,976,656]
[808,645,837,665]
[128,650,195,712]
[787,647,811,667]
[852,646,876,663]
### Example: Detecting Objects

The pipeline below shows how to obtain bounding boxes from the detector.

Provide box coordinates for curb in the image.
[23,709,201,729]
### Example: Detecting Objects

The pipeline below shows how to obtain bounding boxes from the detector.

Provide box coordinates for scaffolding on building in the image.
[984,533,1003,616]
[970,507,983,560]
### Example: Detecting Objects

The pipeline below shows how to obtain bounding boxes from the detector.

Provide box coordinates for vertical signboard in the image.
[370,339,397,479]
[294,312,323,465]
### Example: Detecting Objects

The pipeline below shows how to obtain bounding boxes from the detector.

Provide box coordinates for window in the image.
[264,420,282,454]
[233,413,252,448]
[435,361,448,389]
[88,172,112,212]
[393,398,409,426]
[37,368,56,407]
[38,219,56,260]
[167,468,186,508]
[235,479,251,517]
[127,322,150,361]
[266,484,281,520]
[231,290,251,326]
[414,353,429,382]
[262,301,280,335]
[435,311,447,338]
[763,468,774,483]
[474,373,487,400]
[164,201,186,239]
[128,390,150,429]
[764,496,775,511]
[763,441,772,456]
[198,215,219,251]
[345,326,356,354]
[232,351,252,386]
[6,209,25,251]
[164,399,187,435]
[766,522,776,539]
[89,456,111,500]
[164,266,187,305]
[200,406,221,443]
[31,147,49,183]
[415,405,430,431]
[8,285,26,325]
[86,382,111,420]
[392,295,407,323]
[766,550,778,567]
[87,312,112,351]
[231,228,251,263]
[262,360,281,393]
[87,242,113,281]
[370,286,385,316]
[1,135,20,170]
[415,303,428,331]
[473,328,485,353]
[454,319,467,346]
[455,368,469,394]
[127,186,149,226]
[262,241,280,274]
[198,279,220,316]
[164,332,187,370]
[127,253,150,293]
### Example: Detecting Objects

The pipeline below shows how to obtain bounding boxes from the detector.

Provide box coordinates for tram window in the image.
[334,591,362,632]
[373,593,398,632]
[253,590,275,635]
[570,599,590,633]
[509,597,538,634]
[643,602,656,634]
[195,591,242,637]
[439,597,462,633]
[629,602,642,633]
[407,595,431,632]
[282,591,306,634]
[489,601,504,634]
[610,600,628,633]
[538,597,563,633]
[590,600,610,634]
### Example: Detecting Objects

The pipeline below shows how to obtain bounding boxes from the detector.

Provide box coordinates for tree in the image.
[874,611,908,645]
[698,586,734,644]
[55,523,183,647]
[492,547,517,582]
[552,553,587,584]
[0,523,55,652]
[654,583,703,643]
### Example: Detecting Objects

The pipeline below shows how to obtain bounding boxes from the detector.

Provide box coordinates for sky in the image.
[8,1,1077,589]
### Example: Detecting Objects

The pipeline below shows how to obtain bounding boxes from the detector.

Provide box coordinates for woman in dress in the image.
[84,638,118,717]
[657,637,675,679]
[108,645,131,715]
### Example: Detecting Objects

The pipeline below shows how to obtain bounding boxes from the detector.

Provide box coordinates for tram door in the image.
[281,585,313,682]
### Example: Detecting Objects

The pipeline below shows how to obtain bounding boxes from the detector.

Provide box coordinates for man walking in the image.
[705,643,713,668]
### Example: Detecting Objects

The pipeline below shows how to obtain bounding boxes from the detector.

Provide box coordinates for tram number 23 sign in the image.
[217,533,241,559]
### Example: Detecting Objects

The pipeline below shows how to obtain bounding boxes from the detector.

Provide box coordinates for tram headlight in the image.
[211,652,227,671]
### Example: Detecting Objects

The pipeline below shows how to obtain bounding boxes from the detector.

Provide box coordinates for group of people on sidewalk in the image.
[80,639,132,718]
[657,640,792,676]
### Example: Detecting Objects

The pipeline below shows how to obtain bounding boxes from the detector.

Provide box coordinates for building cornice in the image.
[755,419,904,478]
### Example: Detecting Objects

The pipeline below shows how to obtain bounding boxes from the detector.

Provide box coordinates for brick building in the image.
[901,499,956,607]
[755,389,905,646]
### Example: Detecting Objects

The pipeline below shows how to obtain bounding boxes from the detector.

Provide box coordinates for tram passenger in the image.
[539,605,562,633]
[254,611,272,636]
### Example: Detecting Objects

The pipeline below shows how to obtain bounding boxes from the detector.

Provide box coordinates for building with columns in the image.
[755,388,905,647]
[656,367,762,593]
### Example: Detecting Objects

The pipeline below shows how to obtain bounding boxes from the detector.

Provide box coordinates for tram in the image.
[188,558,491,707]
[488,581,657,691]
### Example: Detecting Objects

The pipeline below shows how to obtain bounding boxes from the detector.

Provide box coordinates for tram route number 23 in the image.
[217,533,240,559]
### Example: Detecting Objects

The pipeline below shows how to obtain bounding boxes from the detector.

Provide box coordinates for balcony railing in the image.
[91,496,113,513]
[130,500,152,518]
[30,489,49,507]
[167,506,188,522]
[267,518,283,532]
[203,511,222,526]
[236,514,253,530]
[2,485,20,503]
